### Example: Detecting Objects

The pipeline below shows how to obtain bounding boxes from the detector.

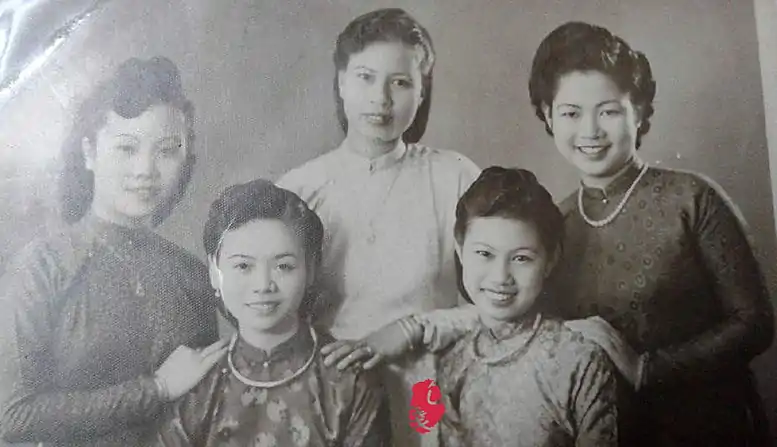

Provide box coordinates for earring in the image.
[215,289,221,298]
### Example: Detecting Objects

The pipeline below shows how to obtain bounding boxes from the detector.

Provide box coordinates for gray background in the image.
[1,0,776,440]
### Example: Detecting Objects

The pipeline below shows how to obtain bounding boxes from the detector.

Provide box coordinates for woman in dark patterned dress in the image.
[0,57,223,446]
[156,179,386,446]
[326,21,775,447]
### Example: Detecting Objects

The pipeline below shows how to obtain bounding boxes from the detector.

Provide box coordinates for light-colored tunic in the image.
[278,142,479,447]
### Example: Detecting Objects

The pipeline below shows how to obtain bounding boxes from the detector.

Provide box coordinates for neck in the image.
[342,132,402,160]
[581,156,643,190]
[482,312,537,341]
[238,317,300,352]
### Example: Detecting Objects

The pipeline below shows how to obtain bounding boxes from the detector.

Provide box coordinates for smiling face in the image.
[457,217,555,328]
[544,70,642,184]
[338,40,424,144]
[209,219,309,335]
[84,104,187,226]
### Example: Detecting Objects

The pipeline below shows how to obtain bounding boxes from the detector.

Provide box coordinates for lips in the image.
[245,301,281,316]
[482,289,517,307]
[125,186,161,201]
[576,145,609,156]
[362,113,393,125]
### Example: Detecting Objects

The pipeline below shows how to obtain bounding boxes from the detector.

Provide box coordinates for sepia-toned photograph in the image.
[1,0,776,445]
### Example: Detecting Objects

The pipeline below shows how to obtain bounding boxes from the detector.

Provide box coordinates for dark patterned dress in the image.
[0,216,219,446]
[156,324,386,446]
[550,164,774,446]
[437,314,618,447]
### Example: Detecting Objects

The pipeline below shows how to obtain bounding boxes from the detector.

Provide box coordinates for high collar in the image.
[336,141,407,173]
[581,161,646,201]
[233,322,315,367]
[83,213,156,250]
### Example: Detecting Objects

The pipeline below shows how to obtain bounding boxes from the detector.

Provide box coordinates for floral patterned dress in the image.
[437,314,618,447]
[156,324,386,446]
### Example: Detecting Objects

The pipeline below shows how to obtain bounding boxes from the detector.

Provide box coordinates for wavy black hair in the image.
[333,8,435,144]
[529,21,656,149]
[59,56,195,225]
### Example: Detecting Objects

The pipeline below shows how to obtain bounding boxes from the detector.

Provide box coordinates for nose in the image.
[487,259,515,286]
[130,147,159,178]
[252,266,277,294]
[578,112,602,140]
[369,80,391,107]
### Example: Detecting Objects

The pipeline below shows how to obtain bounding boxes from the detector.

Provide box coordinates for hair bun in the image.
[111,57,183,117]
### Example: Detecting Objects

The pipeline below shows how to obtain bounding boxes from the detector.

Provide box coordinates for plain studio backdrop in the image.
[1,0,777,441]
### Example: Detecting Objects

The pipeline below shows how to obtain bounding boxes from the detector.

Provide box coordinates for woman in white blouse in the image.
[277,8,479,447]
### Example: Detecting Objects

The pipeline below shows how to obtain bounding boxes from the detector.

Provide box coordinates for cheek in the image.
[157,158,185,185]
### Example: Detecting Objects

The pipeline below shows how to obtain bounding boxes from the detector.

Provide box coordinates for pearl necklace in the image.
[227,326,318,388]
[578,164,649,228]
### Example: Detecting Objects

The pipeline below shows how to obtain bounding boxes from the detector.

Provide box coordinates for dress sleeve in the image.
[644,184,775,386]
[342,369,388,447]
[0,242,165,443]
[569,346,618,447]
[155,368,221,447]
[414,305,480,352]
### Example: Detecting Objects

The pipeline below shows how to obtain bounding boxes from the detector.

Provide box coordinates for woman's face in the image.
[544,70,641,183]
[457,217,554,328]
[210,219,309,335]
[338,41,424,144]
[84,103,187,226]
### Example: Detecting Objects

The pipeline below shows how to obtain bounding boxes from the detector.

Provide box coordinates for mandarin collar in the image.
[581,161,645,201]
[337,141,407,173]
[233,323,314,366]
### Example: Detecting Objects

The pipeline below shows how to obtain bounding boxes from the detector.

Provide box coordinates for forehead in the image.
[345,41,421,73]
[465,217,542,249]
[219,219,303,257]
[98,103,186,140]
[554,70,625,105]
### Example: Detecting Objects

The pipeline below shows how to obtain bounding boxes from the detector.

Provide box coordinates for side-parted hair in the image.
[453,166,564,303]
[529,21,656,149]
[202,179,324,324]
[59,56,195,225]
[333,8,435,143]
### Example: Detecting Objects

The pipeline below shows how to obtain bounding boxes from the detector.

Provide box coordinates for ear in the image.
[207,255,222,291]
[541,104,553,131]
[337,70,346,100]
[82,137,96,171]
[454,241,463,260]
[544,245,561,279]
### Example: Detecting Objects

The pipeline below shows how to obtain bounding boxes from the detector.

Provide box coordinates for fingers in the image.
[363,353,384,370]
[323,343,358,367]
[336,346,373,371]
[199,338,229,357]
[321,340,347,356]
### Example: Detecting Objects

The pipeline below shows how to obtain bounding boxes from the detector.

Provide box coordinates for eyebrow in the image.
[226,253,298,260]
[470,241,539,253]
[556,100,621,109]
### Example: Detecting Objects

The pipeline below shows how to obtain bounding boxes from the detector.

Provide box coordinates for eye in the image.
[159,143,182,157]
[392,78,413,88]
[559,110,579,119]
[356,72,374,82]
[601,108,622,117]
[277,263,296,272]
[512,254,534,263]
[233,262,252,272]
[474,250,493,259]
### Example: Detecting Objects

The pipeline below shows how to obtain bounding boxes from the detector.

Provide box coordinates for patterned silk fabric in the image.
[438,315,618,447]
[157,325,386,446]
[550,165,774,445]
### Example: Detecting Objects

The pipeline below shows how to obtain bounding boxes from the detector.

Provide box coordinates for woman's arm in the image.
[570,347,619,447]
[0,242,168,442]
[342,369,389,446]
[644,184,774,386]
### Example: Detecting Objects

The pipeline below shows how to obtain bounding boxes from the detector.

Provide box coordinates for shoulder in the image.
[313,330,383,397]
[533,318,614,374]
[407,144,480,176]
[277,150,342,195]
[644,166,718,195]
